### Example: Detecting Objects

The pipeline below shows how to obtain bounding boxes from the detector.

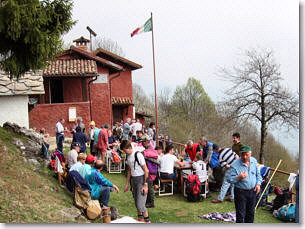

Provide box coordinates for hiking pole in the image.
[255,159,282,212]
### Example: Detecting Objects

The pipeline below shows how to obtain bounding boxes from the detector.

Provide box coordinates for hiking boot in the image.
[212,199,222,203]
[144,216,151,223]
[225,197,234,202]
[137,215,145,222]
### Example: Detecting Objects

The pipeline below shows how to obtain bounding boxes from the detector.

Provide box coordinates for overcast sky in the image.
[63,0,300,157]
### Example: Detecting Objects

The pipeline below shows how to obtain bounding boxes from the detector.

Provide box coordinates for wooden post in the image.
[58,173,62,185]
[255,159,282,212]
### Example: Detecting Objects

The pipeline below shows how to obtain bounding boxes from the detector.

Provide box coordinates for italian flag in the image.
[131,18,152,37]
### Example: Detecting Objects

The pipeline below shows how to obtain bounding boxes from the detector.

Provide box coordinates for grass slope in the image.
[0,127,284,223]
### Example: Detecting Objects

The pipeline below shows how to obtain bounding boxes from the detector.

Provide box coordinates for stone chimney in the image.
[73,36,90,51]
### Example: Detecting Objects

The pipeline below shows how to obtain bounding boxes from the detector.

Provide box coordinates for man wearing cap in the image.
[67,142,81,169]
[88,121,97,154]
[226,145,262,223]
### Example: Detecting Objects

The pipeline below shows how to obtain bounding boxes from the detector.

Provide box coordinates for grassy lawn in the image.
[102,171,284,223]
[0,126,288,223]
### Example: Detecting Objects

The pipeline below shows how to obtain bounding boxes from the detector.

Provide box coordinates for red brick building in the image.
[29,37,142,136]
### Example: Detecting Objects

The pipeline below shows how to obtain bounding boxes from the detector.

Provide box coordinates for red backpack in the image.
[186,174,202,202]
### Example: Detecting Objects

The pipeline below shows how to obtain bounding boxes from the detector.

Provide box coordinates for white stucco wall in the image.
[0,95,29,128]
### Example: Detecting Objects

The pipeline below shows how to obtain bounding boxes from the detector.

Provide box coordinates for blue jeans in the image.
[99,186,111,207]
[295,174,299,223]
[160,172,176,179]
[217,176,234,201]
[234,187,256,223]
[56,134,64,152]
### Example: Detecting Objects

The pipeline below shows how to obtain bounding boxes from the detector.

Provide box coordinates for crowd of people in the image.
[53,116,262,223]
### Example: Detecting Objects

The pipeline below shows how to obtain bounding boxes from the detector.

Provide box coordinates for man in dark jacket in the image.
[73,126,88,153]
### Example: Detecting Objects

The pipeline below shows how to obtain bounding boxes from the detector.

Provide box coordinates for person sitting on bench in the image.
[160,145,185,179]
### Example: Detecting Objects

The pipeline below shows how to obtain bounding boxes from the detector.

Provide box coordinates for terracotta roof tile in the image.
[43,59,98,77]
[112,97,133,105]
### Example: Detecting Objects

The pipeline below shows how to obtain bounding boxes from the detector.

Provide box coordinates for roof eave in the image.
[94,48,142,70]
[70,46,124,72]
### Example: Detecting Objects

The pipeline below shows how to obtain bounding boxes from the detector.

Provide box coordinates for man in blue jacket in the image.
[85,160,119,208]
[226,145,262,223]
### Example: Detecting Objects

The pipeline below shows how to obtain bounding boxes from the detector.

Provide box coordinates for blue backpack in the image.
[276,203,295,222]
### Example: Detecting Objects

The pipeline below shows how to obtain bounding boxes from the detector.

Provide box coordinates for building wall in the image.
[111,68,133,98]
[29,102,90,137]
[110,68,134,123]
[89,66,111,127]
[0,95,29,128]
[63,78,83,102]
[33,50,136,131]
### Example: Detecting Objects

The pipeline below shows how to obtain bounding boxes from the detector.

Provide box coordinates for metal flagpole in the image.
[150,12,159,146]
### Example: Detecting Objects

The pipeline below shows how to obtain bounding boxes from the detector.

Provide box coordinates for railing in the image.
[159,139,185,156]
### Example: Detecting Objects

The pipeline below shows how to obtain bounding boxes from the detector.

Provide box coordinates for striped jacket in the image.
[218,148,237,167]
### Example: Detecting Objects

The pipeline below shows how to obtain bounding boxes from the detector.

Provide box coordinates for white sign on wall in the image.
[69,107,76,122]
[94,74,108,84]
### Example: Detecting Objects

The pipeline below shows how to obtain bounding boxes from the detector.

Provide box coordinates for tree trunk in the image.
[259,121,266,164]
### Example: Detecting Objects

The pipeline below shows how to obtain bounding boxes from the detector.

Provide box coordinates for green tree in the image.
[170,77,216,141]
[218,48,299,164]
[0,0,75,78]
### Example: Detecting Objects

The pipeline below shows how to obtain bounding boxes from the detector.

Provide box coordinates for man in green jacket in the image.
[232,133,243,157]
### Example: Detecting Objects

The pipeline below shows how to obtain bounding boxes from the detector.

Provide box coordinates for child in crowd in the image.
[192,153,208,183]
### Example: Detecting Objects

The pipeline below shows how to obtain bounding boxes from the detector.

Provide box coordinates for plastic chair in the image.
[106,151,121,174]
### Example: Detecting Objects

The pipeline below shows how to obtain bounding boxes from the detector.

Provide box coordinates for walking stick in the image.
[255,159,282,212]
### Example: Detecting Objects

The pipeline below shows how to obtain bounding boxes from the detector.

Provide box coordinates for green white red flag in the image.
[131,18,152,37]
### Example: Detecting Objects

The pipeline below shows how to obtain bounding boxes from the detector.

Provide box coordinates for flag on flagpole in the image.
[131,18,152,37]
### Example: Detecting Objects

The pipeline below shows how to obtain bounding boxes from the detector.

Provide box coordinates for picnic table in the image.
[175,162,194,195]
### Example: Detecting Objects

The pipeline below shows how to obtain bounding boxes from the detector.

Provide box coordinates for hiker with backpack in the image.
[141,137,159,208]
[120,140,151,223]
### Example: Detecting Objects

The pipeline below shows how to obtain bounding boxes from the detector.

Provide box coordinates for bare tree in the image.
[132,83,154,116]
[93,36,125,57]
[218,48,299,164]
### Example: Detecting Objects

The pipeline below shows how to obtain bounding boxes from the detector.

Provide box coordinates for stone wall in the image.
[0,70,44,95]
[3,122,48,167]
